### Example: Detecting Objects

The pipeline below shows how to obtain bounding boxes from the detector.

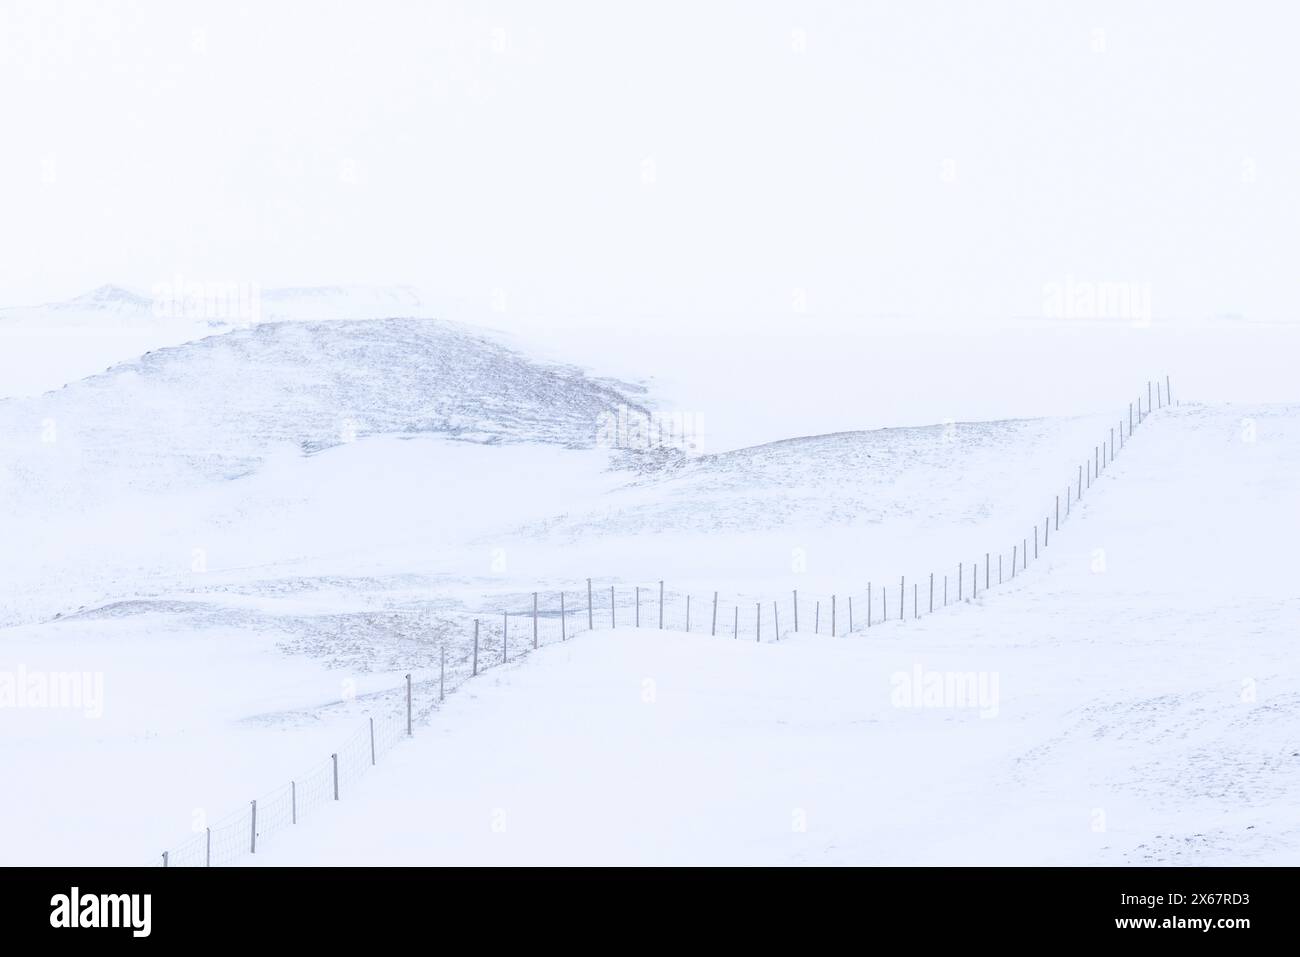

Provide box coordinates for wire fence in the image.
[152,376,1175,866]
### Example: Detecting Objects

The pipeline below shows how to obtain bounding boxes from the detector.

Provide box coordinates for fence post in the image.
[684,595,690,631]
[999,554,1003,584]
[831,595,836,637]
[1166,374,1172,405]
[332,753,339,800]
[370,716,376,765]
[943,577,947,606]
[560,592,566,641]
[899,577,904,620]
[773,601,780,640]
[1023,538,1027,570]
[587,579,593,630]
[792,590,798,632]
[162,851,168,868]
[1044,515,1049,548]
[929,573,934,613]
[440,646,445,702]
[848,595,853,631]
[659,581,664,629]
[756,602,761,642]
[1078,464,1082,499]
[636,587,640,627]
[533,592,538,649]
[914,583,918,618]
[473,619,479,676]
[1034,525,1039,559]
[1012,545,1017,578]
[815,601,820,634]
[733,606,738,640]
[206,826,211,866]
[250,800,257,854]
[972,564,977,599]
[958,564,962,601]
[406,673,412,735]
[712,592,718,636]
[291,781,296,825]
[1148,380,1152,415]
[1055,495,1060,531]
[610,586,615,629]
[985,552,990,590]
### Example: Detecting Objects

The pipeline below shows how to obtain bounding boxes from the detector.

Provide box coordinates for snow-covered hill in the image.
[0,284,433,398]
[244,402,1300,866]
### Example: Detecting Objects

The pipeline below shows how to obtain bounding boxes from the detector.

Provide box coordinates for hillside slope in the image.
[247,402,1300,865]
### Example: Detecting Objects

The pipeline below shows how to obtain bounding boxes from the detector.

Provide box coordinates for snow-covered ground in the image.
[250,402,1300,865]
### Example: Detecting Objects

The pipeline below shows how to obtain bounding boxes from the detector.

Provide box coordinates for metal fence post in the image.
[929,573,934,613]
[370,716,376,765]
[848,595,853,631]
[899,577,904,619]
[206,826,211,866]
[560,592,566,641]
[733,605,738,639]
[756,602,761,642]
[712,592,718,636]
[250,800,257,854]
[773,601,780,640]
[332,753,339,800]
[658,581,664,629]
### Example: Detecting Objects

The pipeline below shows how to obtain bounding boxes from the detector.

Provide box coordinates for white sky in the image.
[2,0,1296,331]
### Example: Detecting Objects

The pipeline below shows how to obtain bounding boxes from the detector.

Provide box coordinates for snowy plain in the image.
[1,286,1297,866]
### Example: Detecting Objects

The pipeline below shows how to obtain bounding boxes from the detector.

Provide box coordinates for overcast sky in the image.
[1,0,1296,334]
